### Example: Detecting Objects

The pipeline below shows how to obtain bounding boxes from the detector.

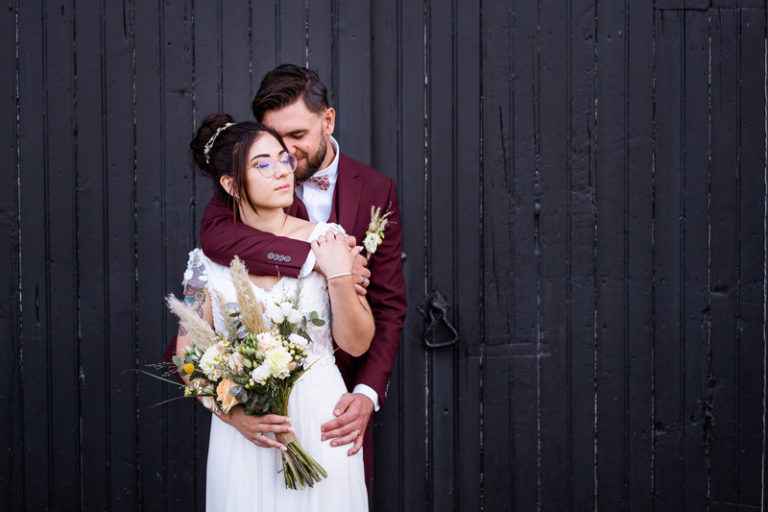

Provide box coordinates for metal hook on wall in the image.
[419,289,459,348]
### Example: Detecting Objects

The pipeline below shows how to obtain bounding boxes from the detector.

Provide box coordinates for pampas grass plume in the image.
[229,256,266,334]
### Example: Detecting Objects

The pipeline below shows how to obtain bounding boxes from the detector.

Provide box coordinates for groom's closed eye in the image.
[285,131,306,141]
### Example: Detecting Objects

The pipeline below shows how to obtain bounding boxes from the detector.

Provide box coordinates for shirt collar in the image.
[312,135,340,182]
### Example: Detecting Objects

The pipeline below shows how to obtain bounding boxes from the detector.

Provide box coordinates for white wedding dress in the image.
[182,223,368,512]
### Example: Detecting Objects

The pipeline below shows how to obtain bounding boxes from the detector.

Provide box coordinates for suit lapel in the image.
[335,153,363,236]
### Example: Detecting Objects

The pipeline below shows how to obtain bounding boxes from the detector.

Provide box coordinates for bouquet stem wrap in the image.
[275,431,328,490]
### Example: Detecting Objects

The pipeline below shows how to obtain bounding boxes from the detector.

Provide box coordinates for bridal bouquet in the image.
[168,256,327,490]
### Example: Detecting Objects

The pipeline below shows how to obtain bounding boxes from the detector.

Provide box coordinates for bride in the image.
[175,114,373,511]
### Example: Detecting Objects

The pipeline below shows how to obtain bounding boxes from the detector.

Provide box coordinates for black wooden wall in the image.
[2,1,767,511]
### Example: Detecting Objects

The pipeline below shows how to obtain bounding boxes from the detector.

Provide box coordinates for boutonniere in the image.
[362,205,393,261]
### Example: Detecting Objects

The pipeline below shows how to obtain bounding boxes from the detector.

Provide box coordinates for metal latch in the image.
[419,289,459,348]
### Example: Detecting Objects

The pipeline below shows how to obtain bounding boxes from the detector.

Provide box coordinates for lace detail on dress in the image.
[182,249,210,289]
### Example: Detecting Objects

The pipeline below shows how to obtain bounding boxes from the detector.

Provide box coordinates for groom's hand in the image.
[344,236,371,297]
[320,392,374,456]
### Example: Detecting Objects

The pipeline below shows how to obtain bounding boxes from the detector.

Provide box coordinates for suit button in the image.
[285,256,291,263]
[268,252,274,260]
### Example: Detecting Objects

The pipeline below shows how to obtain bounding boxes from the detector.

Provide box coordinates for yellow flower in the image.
[183,363,195,375]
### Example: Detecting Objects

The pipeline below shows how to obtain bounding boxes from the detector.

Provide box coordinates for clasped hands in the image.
[312,232,371,295]
[224,392,374,456]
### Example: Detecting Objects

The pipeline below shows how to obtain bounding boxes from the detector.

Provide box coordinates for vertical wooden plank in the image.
[507,10,540,500]
[75,0,109,508]
[194,0,222,117]
[193,0,223,229]
[336,0,371,163]
[680,11,710,511]
[653,8,685,511]
[537,0,571,510]
[453,0,483,510]
[102,1,138,507]
[595,1,630,509]
[568,0,598,508]
[249,0,279,106]
[709,7,741,508]
[17,1,52,509]
[163,1,202,509]
[278,0,307,66]
[398,0,428,510]
[307,0,333,80]
[426,0,456,509]
[222,0,251,119]
[482,0,515,508]
[45,1,80,508]
[625,1,655,509]
[134,0,168,509]
[736,6,766,508]
[0,1,23,509]
[509,0,540,508]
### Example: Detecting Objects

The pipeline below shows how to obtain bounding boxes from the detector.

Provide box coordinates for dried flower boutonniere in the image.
[362,205,393,262]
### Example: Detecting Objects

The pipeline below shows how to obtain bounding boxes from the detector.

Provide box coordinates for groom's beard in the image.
[294,135,328,183]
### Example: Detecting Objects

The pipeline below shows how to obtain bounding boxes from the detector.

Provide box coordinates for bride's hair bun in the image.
[190,113,237,176]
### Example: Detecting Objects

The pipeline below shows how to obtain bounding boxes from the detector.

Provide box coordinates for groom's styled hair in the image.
[251,64,329,121]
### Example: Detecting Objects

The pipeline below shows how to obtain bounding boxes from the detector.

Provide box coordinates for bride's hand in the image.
[219,407,293,450]
[311,230,359,278]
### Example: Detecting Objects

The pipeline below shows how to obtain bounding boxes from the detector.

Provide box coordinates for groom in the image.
[198,64,407,485]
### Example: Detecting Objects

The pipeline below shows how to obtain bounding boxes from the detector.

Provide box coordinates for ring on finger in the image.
[256,432,263,442]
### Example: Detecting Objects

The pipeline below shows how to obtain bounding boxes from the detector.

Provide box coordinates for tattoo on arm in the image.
[179,285,206,336]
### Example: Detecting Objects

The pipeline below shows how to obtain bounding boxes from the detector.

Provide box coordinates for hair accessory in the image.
[203,122,236,164]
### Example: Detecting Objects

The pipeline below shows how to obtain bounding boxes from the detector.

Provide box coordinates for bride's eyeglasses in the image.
[251,153,298,178]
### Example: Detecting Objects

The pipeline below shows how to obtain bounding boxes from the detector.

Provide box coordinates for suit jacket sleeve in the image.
[354,181,407,407]
[199,192,311,277]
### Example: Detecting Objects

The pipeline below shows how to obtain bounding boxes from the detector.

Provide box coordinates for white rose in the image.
[264,345,293,379]
[279,301,294,316]
[288,333,309,347]
[363,232,382,254]
[266,303,285,324]
[286,309,302,324]
[251,364,270,383]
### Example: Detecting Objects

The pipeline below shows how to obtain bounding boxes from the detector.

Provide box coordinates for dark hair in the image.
[190,113,288,212]
[251,64,329,121]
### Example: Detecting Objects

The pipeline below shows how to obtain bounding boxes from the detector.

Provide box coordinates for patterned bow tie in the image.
[306,174,330,191]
